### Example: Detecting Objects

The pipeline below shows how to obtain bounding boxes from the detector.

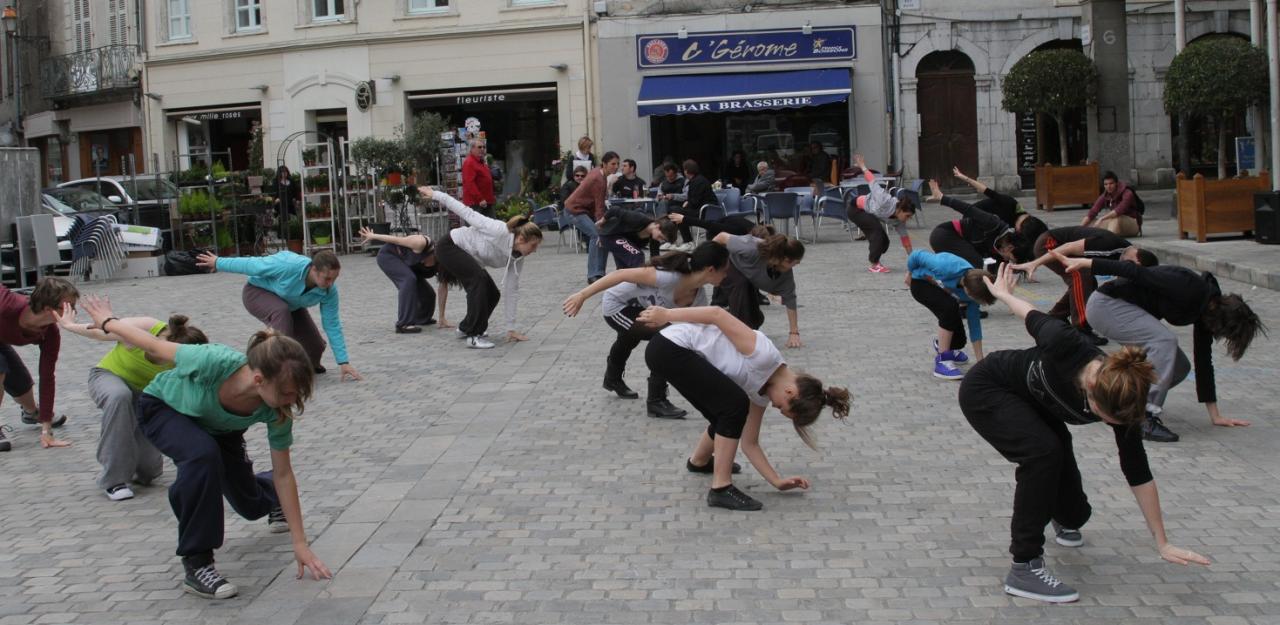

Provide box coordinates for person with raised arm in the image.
[923,179,1022,269]
[847,154,917,274]
[951,166,1047,261]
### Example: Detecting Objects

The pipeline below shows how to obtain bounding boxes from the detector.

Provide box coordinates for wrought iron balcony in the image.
[39,45,139,101]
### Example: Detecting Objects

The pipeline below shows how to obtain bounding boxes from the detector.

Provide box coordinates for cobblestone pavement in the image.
[3,210,1279,625]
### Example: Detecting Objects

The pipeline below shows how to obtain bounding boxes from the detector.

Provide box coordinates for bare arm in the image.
[637,306,757,355]
[58,314,159,343]
[952,166,987,194]
[80,297,179,363]
[1130,481,1211,566]
[738,403,782,485]
[563,267,659,317]
[358,227,429,253]
[982,263,1037,321]
[1013,239,1085,275]
[270,449,333,580]
[712,232,732,246]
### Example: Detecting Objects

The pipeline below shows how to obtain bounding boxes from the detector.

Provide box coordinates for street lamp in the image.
[3,5,24,145]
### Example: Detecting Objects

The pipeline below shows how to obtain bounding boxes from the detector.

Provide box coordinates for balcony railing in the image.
[40,45,139,100]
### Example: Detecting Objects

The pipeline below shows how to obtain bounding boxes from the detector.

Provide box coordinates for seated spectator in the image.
[1082,171,1141,237]
[611,159,647,199]
[746,161,776,194]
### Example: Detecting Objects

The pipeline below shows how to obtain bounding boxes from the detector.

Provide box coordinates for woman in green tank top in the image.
[59,313,207,501]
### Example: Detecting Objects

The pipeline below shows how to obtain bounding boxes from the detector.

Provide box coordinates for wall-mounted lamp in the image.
[381,74,401,83]
[252,84,269,93]
[180,116,203,127]
[677,26,688,39]
[802,21,812,35]
[144,92,163,101]
[550,63,568,71]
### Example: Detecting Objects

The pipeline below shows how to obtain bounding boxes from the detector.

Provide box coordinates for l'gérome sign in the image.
[675,97,815,113]
[637,26,855,69]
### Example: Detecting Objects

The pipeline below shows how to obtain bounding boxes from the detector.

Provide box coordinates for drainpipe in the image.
[1268,0,1279,188]
[1174,0,1188,175]
[1251,0,1265,175]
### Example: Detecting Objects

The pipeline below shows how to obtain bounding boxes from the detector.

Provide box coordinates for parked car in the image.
[59,176,180,249]
[43,186,121,215]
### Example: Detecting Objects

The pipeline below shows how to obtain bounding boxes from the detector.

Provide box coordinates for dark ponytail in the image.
[165,314,208,345]
[648,241,729,274]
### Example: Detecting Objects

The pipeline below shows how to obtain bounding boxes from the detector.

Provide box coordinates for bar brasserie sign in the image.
[637,27,855,69]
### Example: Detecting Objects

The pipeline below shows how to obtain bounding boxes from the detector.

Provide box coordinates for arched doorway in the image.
[916,51,978,188]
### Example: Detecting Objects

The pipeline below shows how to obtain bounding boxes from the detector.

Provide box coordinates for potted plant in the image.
[305,202,330,219]
[302,148,318,167]
[402,111,450,185]
[216,227,236,257]
[310,222,332,246]
[286,216,304,253]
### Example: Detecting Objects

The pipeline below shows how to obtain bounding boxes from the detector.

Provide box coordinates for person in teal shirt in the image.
[906,250,995,380]
[196,249,363,381]
[82,295,332,601]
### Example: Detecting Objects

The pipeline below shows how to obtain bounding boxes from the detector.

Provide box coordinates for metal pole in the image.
[1268,0,1280,188]
[10,31,21,146]
[1174,0,1188,177]
[1251,0,1267,175]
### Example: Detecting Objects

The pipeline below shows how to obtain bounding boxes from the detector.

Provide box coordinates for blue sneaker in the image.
[933,356,964,380]
[933,339,970,365]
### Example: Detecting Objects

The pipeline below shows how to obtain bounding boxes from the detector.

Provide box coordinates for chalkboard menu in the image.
[1016,112,1038,188]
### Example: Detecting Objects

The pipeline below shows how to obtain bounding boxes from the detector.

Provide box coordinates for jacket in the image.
[941,195,1013,257]
[215,252,350,364]
[461,154,496,207]
[747,170,775,193]
[599,206,653,238]
[1086,182,1142,226]
[438,193,525,332]
[565,168,608,219]
[683,175,717,213]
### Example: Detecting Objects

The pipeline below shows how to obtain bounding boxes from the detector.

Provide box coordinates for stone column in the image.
[1083,0,1133,181]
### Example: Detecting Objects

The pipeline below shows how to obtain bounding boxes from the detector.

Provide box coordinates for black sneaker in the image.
[686,456,742,474]
[1051,521,1083,547]
[706,484,763,511]
[394,325,422,334]
[1082,328,1109,346]
[20,409,66,428]
[602,378,640,399]
[1143,414,1179,443]
[267,506,289,534]
[646,399,687,419]
[182,556,238,600]
[314,365,327,374]
[0,425,11,452]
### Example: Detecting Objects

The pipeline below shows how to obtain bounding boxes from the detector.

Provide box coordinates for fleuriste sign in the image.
[637,27,855,69]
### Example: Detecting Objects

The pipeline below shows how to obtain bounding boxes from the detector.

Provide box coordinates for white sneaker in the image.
[659,242,675,252]
[467,336,496,349]
[675,242,695,253]
[105,484,135,501]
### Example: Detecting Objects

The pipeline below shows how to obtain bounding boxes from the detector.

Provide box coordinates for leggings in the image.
[137,394,279,558]
[603,305,670,401]
[717,264,766,330]
[958,360,1092,562]
[241,285,327,367]
[436,235,500,338]
[0,344,34,399]
[376,247,437,328]
[909,279,967,350]
[1085,292,1191,413]
[602,236,648,269]
[848,208,890,264]
[645,334,750,439]
[681,215,756,237]
[1033,232,1096,328]
[929,222,982,268]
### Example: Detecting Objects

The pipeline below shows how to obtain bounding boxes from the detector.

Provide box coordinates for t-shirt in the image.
[611,175,647,199]
[1043,226,1131,259]
[96,321,170,391]
[601,270,708,317]
[659,323,784,407]
[725,234,798,310]
[143,343,293,450]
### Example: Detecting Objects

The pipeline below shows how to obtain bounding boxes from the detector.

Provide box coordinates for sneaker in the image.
[456,328,488,340]
[105,484,135,501]
[182,556,238,600]
[686,456,742,474]
[1052,521,1083,547]
[933,339,970,365]
[659,242,675,252]
[395,325,422,334]
[602,378,640,399]
[20,409,66,428]
[267,507,289,534]
[867,263,891,273]
[1082,328,1109,346]
[1003,557,1079,603]
[646,399,688,419]
[1142,414,1179,443]
[933,356,964,380]
[466,336,496,349]
[0,425,10,452]
[313,365,327,374]
[706,484,763,511]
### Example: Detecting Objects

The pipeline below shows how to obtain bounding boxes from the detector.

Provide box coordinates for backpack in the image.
[1126,187,1145,216]
[163,249,213,276]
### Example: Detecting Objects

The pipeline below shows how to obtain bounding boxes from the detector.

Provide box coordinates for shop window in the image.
[409,0,449,14]
[236,0,263,31]
[167,0,192,40]
[313,0,344,21]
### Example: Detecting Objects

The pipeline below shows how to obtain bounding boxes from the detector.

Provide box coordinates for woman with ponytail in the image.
[639,305,850,511]
[959,263,1209,604]
[563,242,731,419]
[421,186,543,349]
[58,312,208,501]
[596,206,677,268]
[358,227,446,334]
[80,296,331,601]
[710,231,805,347]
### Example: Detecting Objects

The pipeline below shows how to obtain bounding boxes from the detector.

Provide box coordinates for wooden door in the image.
[916,51,978,189]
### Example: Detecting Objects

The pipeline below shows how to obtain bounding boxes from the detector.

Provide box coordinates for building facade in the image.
[142,0,593,187]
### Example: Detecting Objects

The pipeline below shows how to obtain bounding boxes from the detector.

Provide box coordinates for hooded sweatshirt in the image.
[438,193,526,333]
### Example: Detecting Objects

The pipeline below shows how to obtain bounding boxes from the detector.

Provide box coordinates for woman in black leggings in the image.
[924,179,1021,269]
[597,207,677,269]
[667,212,774,239]
[959,264,1209,603]
[642,305,849,511]
[952,167,1046,261]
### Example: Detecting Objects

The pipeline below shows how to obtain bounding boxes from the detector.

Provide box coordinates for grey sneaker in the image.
[1004,557,1079,603]
[0,425,11,452]
[1052,521,1083,547]
[267,506,289,534]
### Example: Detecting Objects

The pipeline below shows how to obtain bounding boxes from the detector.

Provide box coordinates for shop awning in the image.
[636,69,850,117]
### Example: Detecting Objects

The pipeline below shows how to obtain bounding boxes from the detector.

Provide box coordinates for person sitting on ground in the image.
[1082,171,1142,237]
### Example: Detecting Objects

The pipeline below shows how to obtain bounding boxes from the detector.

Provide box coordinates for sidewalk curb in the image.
[1135,238,1280,292]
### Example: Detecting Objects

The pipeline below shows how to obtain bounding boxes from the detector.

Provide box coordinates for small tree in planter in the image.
[350,136,408,182]
[1164,36,1269,180]
[286,216,304,252]
[402,111,451,185]
[1001,48,1100,166]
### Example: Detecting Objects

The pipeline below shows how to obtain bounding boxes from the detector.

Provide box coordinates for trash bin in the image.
[1257,191,1280,245]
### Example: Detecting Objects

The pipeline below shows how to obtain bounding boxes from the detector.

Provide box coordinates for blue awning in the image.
[637,69,851,117]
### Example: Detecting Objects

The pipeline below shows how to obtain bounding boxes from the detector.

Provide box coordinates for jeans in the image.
[568,213,607,281]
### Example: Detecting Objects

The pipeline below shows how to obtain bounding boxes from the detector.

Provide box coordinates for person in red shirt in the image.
[0,278,79,451]
[461,139,496,217]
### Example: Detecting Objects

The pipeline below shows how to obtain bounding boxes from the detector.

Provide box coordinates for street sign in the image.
[1237,136,1256,175]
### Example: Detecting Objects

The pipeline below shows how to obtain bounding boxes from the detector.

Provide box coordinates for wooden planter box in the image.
[1176,171,1272,242]
[1034,162,1100,211]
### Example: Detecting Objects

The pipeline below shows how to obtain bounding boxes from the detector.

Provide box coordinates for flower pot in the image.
[387,172,403,186]
[312,236,331,245]
[287,239,304,253]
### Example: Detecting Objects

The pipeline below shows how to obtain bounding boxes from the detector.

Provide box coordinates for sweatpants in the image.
[89,367,162,490]
[849,208,890,264]
[0,344,34,399]
[137,394,279,558]
[1033,232,1097,328]
[959,360,1092,562]
[929,222,982,268]
[646,334,750,439]
[602,237,647,269]
[718,264,766,330]
[436,235,500,338]
[241,284,327,367]
[376,247,437,328]
[1085,292,1191,414]
[909,279,967,350]
[604,305,670,402]
[681,215,756,237]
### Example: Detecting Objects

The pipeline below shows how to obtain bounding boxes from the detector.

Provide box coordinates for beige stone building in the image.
[142,0,595,184]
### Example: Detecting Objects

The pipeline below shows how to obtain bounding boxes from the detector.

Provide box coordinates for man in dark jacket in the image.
[677,159,717,245]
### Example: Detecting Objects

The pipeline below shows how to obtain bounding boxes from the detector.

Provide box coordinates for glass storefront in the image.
[169,106,262,171]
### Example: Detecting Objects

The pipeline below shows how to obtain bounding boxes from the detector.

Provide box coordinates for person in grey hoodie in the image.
[419,186,543,349]
[847,154,917,274]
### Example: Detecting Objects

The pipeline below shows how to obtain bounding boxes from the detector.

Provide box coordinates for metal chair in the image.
[555,206,583,254]
[783,186,819,241]
[814,187,854,243]
[739,194,766,222]
[761,192,800,237]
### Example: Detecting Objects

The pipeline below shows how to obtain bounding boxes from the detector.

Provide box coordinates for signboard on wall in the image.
[637,27,856,69]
